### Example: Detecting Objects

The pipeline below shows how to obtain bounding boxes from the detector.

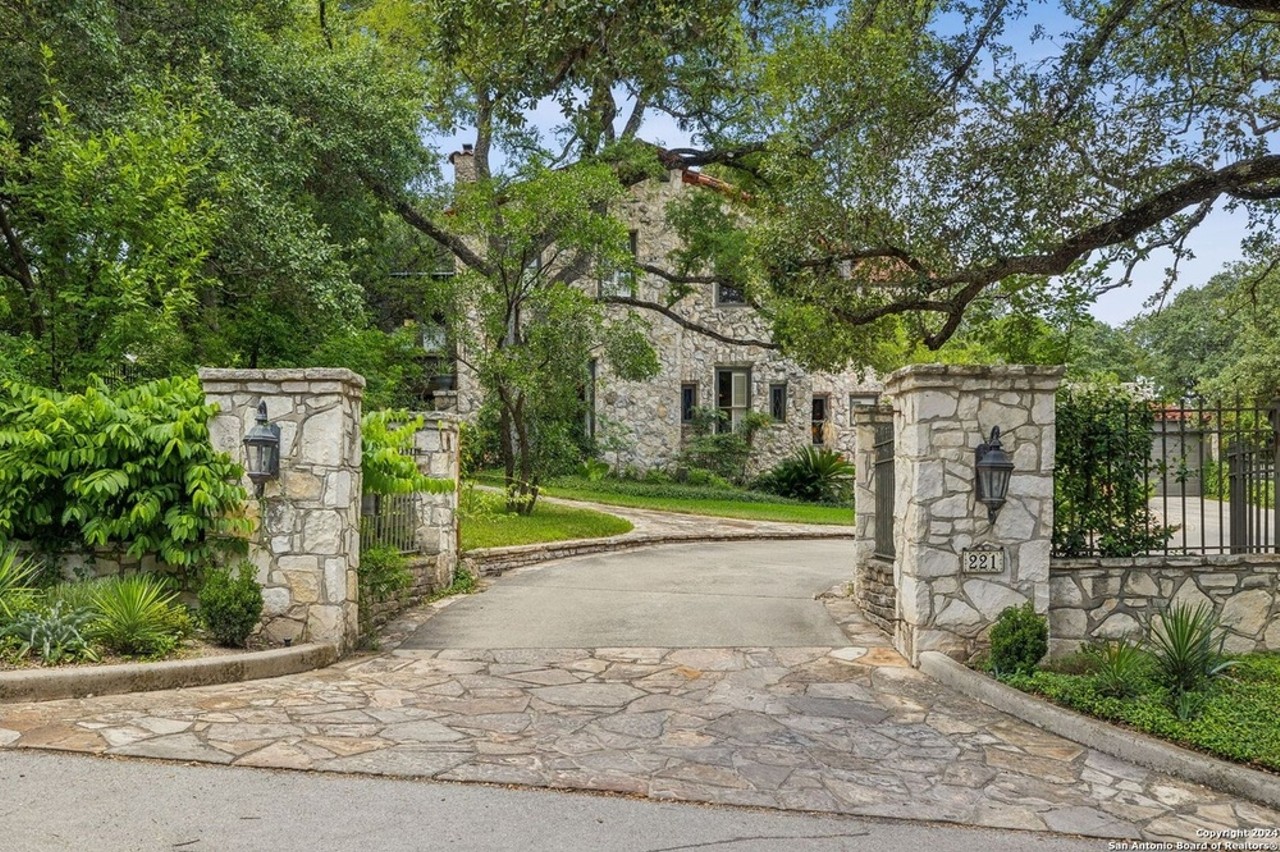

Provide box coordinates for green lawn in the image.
[537,475,855,526]
[460,490,633,550]
[1004,653,1280,773]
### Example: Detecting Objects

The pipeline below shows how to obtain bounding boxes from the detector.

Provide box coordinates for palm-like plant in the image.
[1147,601,1236,699]
[755,447,855,504]
[90,574,185,657]
[0,547,41,621]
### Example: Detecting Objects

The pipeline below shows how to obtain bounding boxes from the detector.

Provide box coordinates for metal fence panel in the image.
[873,421,896,560]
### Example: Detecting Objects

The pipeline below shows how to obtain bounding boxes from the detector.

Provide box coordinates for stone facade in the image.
[445,151,880,476]
[1050,556,1280,657]
[200,368,364,652]
[407,414,460,595]
[862,364,1064,664]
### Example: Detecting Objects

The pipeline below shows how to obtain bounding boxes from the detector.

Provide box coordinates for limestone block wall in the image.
[200,368,363,652]
[883,364,1064,664]
[409,414,460,594]
[594,171,880,476]
[1049,556,1280,657]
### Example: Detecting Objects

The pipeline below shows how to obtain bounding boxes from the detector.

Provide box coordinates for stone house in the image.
[436,147,881,477]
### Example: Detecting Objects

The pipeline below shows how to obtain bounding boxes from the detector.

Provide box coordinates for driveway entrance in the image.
[401,540,858,649]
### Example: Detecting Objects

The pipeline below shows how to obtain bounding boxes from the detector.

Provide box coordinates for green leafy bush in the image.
[0,376,251,570]
[2,602,97,664]
[754,447,855,504]
[362,410,456,496]
[359,545,413,603]
[988,603,1048,677]
[676,408,770,484]
[197,562,264,648]
[1083,639,1149,698]
[90,574,188,657]
[1053,383,1175,556]
[578,458,610,482]
[1147,601,1235,699]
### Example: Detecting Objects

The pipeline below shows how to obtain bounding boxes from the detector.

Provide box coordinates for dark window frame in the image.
[715,282,747,306]
[716,367,751,433]
[680,383,698,423]
[811,395,829,445]
[769,383,787,422]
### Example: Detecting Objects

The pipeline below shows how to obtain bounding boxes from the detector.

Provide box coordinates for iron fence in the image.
[873,421,896,560]
[361,493,419,554]
[1053,392,1278,557]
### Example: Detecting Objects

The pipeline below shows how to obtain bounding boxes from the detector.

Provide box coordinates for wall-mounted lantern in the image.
[243,401,281,496]
[975,426,1014,523]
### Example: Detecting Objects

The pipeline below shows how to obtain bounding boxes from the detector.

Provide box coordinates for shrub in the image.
[754,447,855,504]
[2,602,97,664]
[676,408,769,483]
[0,376,252,572]
[1147,601,1235,699]
[359,545,413,603]
[197,562,264,648]
[90,574,188,657]
[988,603,1048,677]
[1053,383,1175,556]
[579,458,610,482]
[1083,639,1149,698]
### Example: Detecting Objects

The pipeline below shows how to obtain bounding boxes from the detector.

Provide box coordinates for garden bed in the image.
[1001,653,1280,774]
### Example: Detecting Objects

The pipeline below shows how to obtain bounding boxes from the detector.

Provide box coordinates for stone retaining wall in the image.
[1049,556,1280,657]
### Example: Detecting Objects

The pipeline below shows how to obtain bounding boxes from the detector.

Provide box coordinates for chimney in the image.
[448,143,477,184]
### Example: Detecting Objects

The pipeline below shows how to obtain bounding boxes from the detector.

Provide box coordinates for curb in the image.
[919,651,1280,811]
[464,529,856,576]
[0,643,339,704]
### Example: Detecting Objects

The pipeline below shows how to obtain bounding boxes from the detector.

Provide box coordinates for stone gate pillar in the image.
[883,365,1063,664]
[200,368,364,652]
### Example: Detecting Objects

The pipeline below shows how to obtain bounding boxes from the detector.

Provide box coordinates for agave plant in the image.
[90,574,186,658]
[1147,601,1236,699]
[3,602,97,664]
[1084,639,1149,698]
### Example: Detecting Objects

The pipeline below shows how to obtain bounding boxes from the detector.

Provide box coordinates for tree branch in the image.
[599,295,779,350]
[364,177,495,277]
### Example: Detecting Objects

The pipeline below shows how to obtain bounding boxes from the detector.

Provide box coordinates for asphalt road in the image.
[0,750,1099,852]
[402,539,855,649]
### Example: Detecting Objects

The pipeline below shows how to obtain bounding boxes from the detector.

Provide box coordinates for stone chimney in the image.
[448,143,476,184]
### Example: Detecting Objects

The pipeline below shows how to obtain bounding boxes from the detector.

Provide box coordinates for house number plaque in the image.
[961,546,1005,574]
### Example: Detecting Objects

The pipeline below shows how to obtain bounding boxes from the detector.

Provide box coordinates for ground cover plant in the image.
[536,475,854,526]
[996,602,1275,772]
[459,488,632,551]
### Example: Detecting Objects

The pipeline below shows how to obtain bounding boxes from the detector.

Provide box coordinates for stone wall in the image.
[408,414,460,595]
[1050,556,1280,657]
[875,364,1063,664]
[200,368,364,652]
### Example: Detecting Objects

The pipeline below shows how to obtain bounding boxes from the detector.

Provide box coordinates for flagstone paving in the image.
[1,592,1275,842]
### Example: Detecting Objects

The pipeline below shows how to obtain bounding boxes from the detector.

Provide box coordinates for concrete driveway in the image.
[401,539,855,649]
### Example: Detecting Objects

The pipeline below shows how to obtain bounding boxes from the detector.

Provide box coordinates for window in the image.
[716,282,746,305]
[716,368,750,432]
[600,230,638,298]
[769,383,787,422]
[681,383,698,423]
[849,393,879,418]
[811,396,829,445]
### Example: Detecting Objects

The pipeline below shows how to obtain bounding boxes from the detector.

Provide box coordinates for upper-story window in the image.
[716,282,746,306]
[600,230,638,298]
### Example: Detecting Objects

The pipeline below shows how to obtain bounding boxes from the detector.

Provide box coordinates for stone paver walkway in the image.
[1,592,1275,842]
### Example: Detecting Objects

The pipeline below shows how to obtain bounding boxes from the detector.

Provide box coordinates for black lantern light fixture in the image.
[243,401,281,496]
[974,425,1014,523]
